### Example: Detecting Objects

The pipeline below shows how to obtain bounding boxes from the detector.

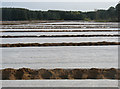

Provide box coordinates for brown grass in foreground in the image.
[1,68,120,80]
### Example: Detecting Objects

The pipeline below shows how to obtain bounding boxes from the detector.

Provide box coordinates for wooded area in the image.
[1,3,120,21]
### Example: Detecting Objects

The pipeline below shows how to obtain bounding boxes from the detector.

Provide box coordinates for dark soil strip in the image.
[1,42,120,47]
[37,24,117,25]
[1,68,120,80]
[0,30,119,32]
[1,35,120,38]
[1,20,63,25]
[2,27,118,29]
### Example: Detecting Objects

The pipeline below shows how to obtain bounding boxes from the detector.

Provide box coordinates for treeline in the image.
[1,3,120,21]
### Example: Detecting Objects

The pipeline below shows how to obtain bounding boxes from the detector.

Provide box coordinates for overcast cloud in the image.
[1,1,119,11]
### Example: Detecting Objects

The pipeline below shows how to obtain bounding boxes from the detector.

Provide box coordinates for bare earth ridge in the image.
[1,42,120,47]
[1,68,120,80]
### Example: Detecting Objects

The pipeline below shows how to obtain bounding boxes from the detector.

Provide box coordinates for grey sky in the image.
[1,0,119,2]
[2,2,119,11]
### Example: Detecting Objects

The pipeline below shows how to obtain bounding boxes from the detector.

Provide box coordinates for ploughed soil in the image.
[0,21,117,25]
[1,68,120,80]
[0,21,63,25]
[2,26,118,29]
[1,21,118,29]
[1,30,119,32]
[1,42,120,47]
[1,35,120,38]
